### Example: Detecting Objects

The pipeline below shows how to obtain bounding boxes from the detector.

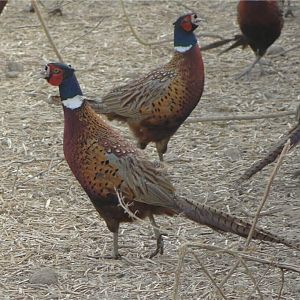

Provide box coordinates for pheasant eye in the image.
[53,69,60,74]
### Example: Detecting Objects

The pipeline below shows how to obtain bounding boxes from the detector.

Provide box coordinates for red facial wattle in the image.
[181,15,193,32]
[48,73,63,86]
[45,64,64,86]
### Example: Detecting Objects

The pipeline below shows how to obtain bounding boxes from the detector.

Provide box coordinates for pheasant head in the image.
[42,63,83,102]
[173,13,201,52]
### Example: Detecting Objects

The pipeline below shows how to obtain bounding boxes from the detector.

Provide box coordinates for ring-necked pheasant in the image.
[87,12,205,161]
[42,62,299,258]
[202,0,284,79]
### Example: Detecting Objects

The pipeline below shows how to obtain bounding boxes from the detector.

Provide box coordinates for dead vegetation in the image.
[0,1,299,299]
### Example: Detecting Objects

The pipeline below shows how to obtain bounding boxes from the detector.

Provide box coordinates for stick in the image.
[219,140,291,288]
[186,111,295,123]
[30,0,64,62]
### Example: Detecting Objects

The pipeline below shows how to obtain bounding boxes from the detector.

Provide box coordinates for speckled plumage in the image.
[42,62,299,258]
[90,13,205,160]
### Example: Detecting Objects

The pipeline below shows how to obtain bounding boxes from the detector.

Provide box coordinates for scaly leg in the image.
[235,54,262,80]
[155,136,171,161]
[148,214,164,258]
[112,231,121,259]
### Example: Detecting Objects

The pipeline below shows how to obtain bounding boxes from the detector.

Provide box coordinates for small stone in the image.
[5,71,20,78]
[266,45,285,56]
[224,148,242,162]
[7,61,24,72]
[29,267,58,285]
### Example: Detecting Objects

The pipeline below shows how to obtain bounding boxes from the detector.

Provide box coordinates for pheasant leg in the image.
[148,214,164,258]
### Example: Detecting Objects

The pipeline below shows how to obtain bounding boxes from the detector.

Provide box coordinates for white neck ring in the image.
[62,95,84,109]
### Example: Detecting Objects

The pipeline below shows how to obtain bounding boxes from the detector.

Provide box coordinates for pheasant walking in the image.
[88,13,205,161]
[202,0,284,78]
[42,62,299,258]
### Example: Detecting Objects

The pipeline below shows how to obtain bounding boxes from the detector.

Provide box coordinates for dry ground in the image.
[0,1,299,299]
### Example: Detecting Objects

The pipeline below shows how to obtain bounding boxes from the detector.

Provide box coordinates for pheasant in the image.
[202,0,284,78]
[42,62,299,258]
[237,111,300,182]
[87,12,205,161]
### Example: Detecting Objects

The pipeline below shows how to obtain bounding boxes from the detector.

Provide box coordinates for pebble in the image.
[29,267,58,285]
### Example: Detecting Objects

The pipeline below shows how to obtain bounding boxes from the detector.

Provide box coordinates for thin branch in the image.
[119,0,171,46]
[239,258,263,300]
[181,243,300,273]
[60,17,106,52]
[277,269,285,300]
[191,250,228,299]
[271,45,300,57]
[173,245,188,300]
[186,111,295,123]
[219,140,291,288]
[16,159,64,188]
[244,140,291,247]
[120,0,223,48]
[31,0,64,62]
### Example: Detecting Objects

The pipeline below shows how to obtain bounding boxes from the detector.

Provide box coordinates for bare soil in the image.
[0,1,299,299]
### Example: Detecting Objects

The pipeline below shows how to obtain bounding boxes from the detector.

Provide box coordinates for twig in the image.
[186,110,295,123]
[191,250,227,299]
[173,245,188,300]
[239,257,263,300]
[30,0,64,62]
[272,45,300,57]
[116,189,144,223]
[11,165,20,195]
[277,269,285,300]
[61,17,106,51]
[245,140,291,247]
[183,243,300,273]
[16,159,64,187]
[119,0,172,46]
[120,0,223,47]
[219,140,291,288]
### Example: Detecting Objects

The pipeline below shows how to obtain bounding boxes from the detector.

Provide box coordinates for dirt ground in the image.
[0,1,299,299]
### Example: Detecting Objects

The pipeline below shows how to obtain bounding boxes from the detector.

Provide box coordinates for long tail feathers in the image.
[238,123,300,182]
[201,34,248,54]
[174,196,299,250]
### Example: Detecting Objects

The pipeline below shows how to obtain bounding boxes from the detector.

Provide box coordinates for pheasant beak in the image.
[192,15,204,27]
[41,64,50,79]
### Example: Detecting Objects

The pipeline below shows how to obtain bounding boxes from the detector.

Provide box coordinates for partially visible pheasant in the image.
[202,0,284,78]
[237,110,300,182]
[41,62,299,258]
[0,0,8,15]
[88,12,205,161]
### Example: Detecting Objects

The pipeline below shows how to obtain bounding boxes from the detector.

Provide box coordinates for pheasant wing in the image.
[95,68,176,119]
[107,150,176,208]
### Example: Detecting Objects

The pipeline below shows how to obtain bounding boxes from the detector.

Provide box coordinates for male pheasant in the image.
[42,62,299,258]
[88,12,205,161]
[202,0,284,78]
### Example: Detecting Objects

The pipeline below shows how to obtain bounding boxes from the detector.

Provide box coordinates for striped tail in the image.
[174,196,299,250]
[238,123,300,182]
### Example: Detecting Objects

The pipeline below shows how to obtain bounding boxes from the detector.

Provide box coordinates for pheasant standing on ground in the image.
[237,111,300,182]
[202,0,284,78]
[42,62,299,258]
[88,13,205,161]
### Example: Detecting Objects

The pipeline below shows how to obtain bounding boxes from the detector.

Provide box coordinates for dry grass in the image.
[0,1,299,299]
